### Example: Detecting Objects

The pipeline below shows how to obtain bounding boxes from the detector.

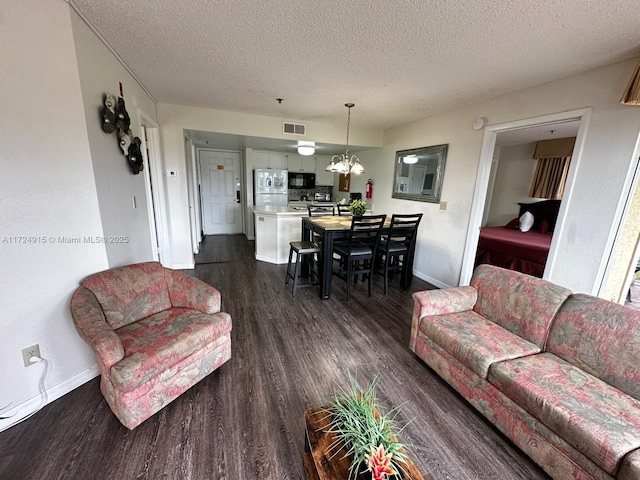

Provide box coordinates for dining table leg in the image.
[320,232,334,299]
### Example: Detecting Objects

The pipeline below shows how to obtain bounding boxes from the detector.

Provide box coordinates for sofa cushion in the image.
[111,307,232,393]
[618,449,640,480]
[547,293,640,401]
[418,310,540,378]
[470,264,571,348]
[81,262,171,329]
[488,352,640,475]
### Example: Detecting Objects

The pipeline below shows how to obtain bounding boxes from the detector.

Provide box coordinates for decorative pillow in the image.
[519,211,534,232]
[505,218,519,229]
[539,219,549,234]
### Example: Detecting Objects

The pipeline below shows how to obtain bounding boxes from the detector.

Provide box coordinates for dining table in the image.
[301,215,417,300]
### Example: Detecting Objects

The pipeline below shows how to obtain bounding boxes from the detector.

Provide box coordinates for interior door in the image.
[199,150,242,235]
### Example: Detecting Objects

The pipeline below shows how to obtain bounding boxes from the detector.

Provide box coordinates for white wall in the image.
[0,0,109,424]
[156,104,383,268]
[487,142,542,226]
[367,59,640,292]
[71,11,157,267]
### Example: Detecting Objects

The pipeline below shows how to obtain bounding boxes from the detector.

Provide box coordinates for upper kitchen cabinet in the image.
[315,156,334,186]
[253,151,287,169]
[287,154,315,172]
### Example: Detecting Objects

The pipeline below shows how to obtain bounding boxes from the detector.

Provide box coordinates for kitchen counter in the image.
[253,205,310,216]
[253,206,308,263]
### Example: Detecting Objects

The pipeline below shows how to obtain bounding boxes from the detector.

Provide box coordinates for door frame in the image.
[195,148,245,236]
[185,138,202,254]
[459,108,592,285]
[138,108,171,266]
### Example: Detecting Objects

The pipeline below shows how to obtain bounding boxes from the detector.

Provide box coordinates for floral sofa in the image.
[410,264,640,480]
[71,262,232,429]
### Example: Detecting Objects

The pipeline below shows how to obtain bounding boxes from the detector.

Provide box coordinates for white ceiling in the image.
[70,0,640,133]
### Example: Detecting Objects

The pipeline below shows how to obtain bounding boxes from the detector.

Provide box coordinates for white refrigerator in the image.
[254,169,288,206]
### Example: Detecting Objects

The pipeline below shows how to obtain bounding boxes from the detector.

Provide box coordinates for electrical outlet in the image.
[440,201,448,211]
[22,344,40,367]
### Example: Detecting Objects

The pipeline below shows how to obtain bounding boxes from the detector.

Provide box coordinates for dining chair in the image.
[307,204,336,216]
[332,214,386,301]
[376,213,423,294]
[336,204,352,216]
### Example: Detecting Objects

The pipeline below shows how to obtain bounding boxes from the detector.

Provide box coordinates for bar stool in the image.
[285,241,321,296]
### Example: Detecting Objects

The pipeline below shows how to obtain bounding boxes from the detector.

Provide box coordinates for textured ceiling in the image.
[70,0,640,130]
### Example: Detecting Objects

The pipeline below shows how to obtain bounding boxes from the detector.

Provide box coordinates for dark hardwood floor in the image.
[195,234,255,264]
[0,236,549,480]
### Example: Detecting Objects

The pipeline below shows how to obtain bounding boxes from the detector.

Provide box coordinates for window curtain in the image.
[528,156,571,199]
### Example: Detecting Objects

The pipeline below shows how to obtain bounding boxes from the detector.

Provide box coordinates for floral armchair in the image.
[70,262,232,429]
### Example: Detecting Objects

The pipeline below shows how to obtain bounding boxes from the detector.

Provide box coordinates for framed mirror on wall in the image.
[392,144,448,203]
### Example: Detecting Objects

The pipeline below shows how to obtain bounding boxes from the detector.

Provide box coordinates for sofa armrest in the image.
[409,286,478,351]
[70,287,125,371]
[164,268,221,314]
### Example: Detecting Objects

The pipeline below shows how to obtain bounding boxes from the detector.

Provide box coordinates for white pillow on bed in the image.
[519,211,534,232]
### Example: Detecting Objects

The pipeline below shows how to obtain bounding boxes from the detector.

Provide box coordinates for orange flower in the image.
[366,444,397,480]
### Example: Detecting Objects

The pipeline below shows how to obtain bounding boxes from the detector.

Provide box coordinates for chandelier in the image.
[325,103,365,174]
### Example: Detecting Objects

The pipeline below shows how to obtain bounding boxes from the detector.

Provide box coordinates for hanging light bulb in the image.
[326,103,365,175]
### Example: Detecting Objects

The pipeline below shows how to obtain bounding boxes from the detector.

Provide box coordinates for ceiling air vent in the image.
[283,122,306,136]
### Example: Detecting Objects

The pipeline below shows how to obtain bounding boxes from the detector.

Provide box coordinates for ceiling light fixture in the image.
[402,154,418,164]
[297,141,315,156]
[325,103,364,175]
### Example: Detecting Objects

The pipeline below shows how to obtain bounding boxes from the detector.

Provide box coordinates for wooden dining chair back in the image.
[376,213,423,294]
[336,204,352,216]
[307,204,335,216]
[332,214,387,301]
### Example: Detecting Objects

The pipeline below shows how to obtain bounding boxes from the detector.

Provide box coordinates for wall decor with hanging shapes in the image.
[101,93,144,174]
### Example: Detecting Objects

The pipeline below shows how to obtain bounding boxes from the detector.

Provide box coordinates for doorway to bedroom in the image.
[476,121,579,279]
[459,108,591,286]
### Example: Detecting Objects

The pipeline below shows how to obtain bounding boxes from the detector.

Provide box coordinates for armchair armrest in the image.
[70,287,125,371]
[409,286,477,351]
[164,268,221,314]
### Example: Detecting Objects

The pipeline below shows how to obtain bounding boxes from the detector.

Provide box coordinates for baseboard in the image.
[173,263,195,270]
[255,254,286,264]
[0,364,100,432]
[413,270,452,289]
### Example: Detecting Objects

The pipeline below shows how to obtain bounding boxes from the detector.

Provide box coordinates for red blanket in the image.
[475,227,552,277]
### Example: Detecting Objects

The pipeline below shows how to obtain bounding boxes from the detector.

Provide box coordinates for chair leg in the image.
[383,255,390,295]
[285,247,294,286]
[292,251,301,296]
[367,259,373,297]
[346,256,352,301]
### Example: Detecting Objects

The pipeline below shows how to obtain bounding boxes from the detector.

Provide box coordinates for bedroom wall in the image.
[0,0,109,429]
[486,142,542,226]
[365,58,640,293]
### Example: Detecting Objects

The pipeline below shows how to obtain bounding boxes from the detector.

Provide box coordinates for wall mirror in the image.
[392,144,448,203]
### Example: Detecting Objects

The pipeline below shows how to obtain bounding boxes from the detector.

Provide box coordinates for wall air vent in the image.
[283,122,306,136]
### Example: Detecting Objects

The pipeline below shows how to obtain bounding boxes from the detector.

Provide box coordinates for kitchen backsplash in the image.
[288,186,332,201]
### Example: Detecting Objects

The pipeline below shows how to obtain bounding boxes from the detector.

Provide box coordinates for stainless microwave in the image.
[288,172,315,189]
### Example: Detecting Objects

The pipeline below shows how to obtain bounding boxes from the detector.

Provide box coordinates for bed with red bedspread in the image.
[475,200,560,278]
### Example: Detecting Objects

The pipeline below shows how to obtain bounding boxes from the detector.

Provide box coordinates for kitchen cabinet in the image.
[253,151,287,169]
[315,156,334,186]
[253,206,307,263]
[286,154,315,172]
